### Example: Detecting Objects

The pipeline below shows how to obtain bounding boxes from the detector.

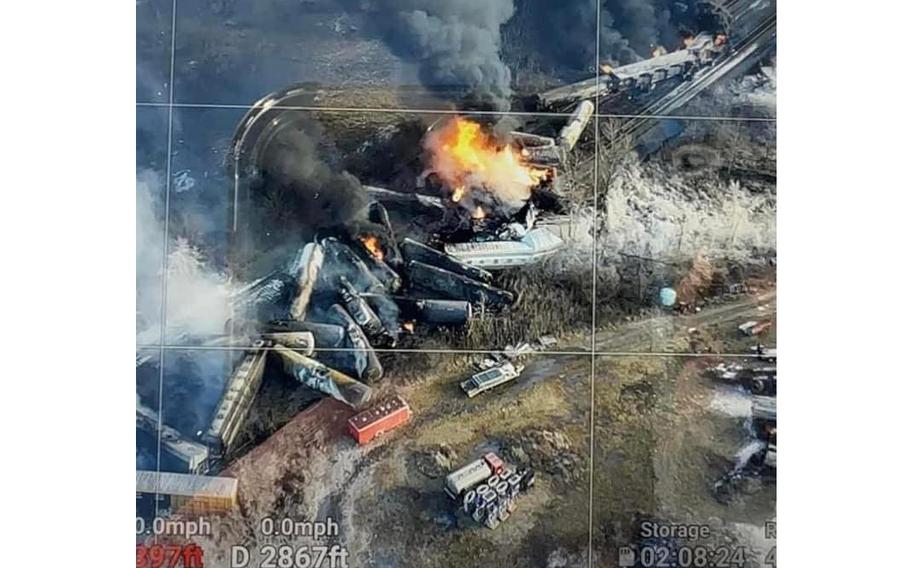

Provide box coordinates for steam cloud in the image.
[362,0,516,110]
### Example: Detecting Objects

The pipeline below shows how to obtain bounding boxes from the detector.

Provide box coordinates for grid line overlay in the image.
[134,345,769,357]
[135,100,776,123]
[137,1,775,562]
[151,0,179,525]
[588,0,602,563]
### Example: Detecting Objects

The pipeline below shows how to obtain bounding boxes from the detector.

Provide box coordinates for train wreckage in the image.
[137,16,777,478]
[538,32,732,110]
[137,84,598,471]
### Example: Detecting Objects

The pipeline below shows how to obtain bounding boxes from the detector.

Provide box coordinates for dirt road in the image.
[201,290,777,568]
[594,290,776,353]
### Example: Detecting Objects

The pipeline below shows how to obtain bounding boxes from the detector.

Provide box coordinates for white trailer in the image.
[444,452,505,499]
[443,452,535,529]
[460,362,524,398]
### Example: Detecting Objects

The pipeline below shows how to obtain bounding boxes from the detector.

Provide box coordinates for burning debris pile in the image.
[414,103,594,268]
[422,116,550,218]
[180,104,596,460]
[226,190,555,412]
[421,102,592,218]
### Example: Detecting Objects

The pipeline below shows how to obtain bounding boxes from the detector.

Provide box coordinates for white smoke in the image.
[136,170,239,344]
[163,239,237,339]
[136,169,165,342]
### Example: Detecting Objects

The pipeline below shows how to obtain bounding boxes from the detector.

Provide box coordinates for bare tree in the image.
[705,0,735,33]
[596,118,634,215]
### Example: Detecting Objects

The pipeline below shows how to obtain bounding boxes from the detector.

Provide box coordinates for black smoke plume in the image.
[599,0,718,63]
[516,0,719,68]
[255,118,368,230]
[358,0,516,110]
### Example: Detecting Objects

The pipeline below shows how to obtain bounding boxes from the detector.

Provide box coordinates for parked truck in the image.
[738,320,772,336]
[460,362,524,398]
[752,344,777,362]
[709,362,777,396]
[444,452,535,529]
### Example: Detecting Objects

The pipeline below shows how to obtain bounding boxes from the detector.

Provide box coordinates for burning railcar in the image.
[163,84,597,463]
[538,32,733,110]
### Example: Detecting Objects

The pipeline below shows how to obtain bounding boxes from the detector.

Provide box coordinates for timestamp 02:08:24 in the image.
[637,545,747,568]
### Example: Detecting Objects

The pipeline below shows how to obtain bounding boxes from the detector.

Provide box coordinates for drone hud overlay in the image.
[136,1,776,567]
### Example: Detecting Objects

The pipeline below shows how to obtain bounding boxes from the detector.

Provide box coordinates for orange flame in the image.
[403,321,415,333]
[683,35,695,48]
[472,206,486,220]
[425,117,548,207]
[651,45,667,58]
[359,235,384,262]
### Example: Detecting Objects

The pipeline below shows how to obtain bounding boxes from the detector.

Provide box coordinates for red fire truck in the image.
[347,396,412,445]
